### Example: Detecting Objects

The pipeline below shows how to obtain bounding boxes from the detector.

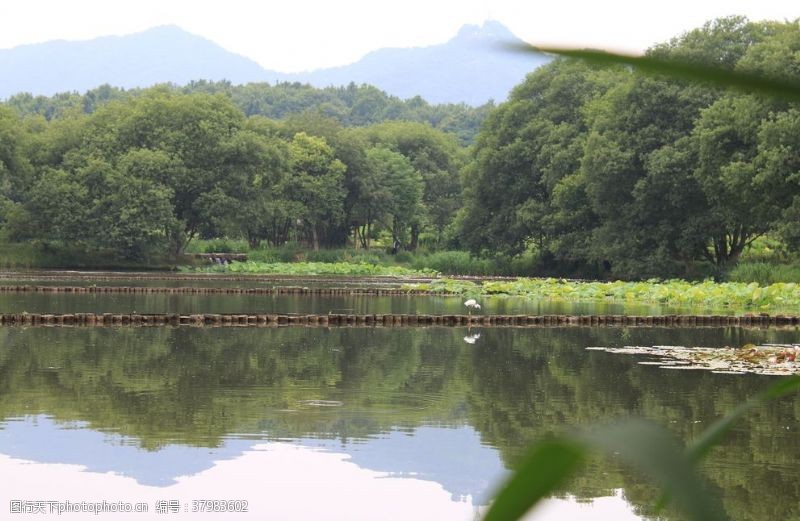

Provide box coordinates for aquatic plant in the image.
[408,277,800,313]
[183,261,439,277]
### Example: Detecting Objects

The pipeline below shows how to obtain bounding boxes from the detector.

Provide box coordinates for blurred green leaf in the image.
[502,43,800,101]
[484,376,800,521]
[688,375,800,463]
[584,419,724,521]
[483,439,585,521]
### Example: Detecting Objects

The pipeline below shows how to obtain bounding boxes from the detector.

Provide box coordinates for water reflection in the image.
[0,445,477,521]
[0,326,798,520]
[0,417,643,521]
[0,416,254,486]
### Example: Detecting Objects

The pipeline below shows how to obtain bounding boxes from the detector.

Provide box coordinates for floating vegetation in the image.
[587,344,800,376]
[406,278,800,313]
[184,261,439,277]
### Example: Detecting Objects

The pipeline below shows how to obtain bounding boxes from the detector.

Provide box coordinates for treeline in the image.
[458,16,800,278]
[3,81,492,145]
[0,90,464,260]
[2,16,799,278]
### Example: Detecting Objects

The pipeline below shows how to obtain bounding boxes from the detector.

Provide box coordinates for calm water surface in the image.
[1,325,798,520]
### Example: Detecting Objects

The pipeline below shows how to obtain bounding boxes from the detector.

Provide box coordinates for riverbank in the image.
[1,270,799,315]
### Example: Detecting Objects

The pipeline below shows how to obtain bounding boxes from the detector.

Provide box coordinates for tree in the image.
[753,108,800,251]
[689,95,774,266]
[358,121,464,249]
[363,147,423,249]
[286,132,346,250]
[282,113,371,248]
[458,59,617,258]
[0,106,34,219]
[79,89,260,255]
[576,16,774,276]
[230,122,292,248]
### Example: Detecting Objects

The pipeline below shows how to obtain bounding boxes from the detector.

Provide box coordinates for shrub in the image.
[727,261,800,285]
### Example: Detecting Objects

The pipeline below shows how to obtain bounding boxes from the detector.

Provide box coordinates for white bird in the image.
[464,299,481,314]
[463,332,481,344]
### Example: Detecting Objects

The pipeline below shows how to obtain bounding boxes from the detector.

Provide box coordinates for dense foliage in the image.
[1,16,799,279]
[458,16,800,279]
[3,81,492,145]
[0,89,465,260]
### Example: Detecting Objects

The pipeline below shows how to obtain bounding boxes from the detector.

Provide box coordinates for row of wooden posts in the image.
[0,313,797,328]
[0,285,445,296]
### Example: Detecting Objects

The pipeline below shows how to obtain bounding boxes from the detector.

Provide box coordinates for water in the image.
[1,325,798,520]
[0,291,673,315]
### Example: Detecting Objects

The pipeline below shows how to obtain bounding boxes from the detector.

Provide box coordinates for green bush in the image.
[247,244,304,263]
[408,250,543,277]
[394,250,414,263]
[727,261,800,285]
[204,238,248,253]
[306,249,343,263]
[411,251,492,275]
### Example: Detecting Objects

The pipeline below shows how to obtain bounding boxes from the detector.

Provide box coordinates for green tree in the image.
[689,95,774,266]
[282,113,371,248]
[0,106,34,220]
[359,121,464,249]
[458,59,616,259]
[362,147,423,248]
[286,132,347,250]
[80,89,260,255]
[753,108,800,250]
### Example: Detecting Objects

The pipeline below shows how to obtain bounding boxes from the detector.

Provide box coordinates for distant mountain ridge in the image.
[288,21,550,105]
[0,22,549,105]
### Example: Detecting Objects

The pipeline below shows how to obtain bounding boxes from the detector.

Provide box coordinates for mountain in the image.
[0,22,549,105]
[294,21,550,105]
[0,25,269,99]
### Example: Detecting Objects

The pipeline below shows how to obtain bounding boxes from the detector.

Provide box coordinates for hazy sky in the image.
[0,0,797,72]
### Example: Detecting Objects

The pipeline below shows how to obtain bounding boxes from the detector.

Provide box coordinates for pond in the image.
[0,325,798,520]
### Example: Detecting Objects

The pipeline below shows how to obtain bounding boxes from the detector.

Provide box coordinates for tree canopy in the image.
[2,16,800,278]
[459,16,800,278]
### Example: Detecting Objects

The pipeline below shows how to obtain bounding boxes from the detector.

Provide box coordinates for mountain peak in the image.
[135,25,201,40]
[454,20,518,43]
[142,24,186,34]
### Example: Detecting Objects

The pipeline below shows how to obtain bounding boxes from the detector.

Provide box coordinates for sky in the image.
[0,0,798,72]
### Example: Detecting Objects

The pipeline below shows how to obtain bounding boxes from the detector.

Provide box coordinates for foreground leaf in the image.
[584,420,724,521]
[503,43,800,102]
[688,375,800,463]
[483,439,585,521]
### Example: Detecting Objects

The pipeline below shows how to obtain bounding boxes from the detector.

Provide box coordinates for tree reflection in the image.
[0,326,798,520]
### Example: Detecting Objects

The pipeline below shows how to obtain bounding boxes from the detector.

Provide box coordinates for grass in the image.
[0,241,174,270]
[404,277,800,314]
[726,261,800,285]
[186,239,543,276]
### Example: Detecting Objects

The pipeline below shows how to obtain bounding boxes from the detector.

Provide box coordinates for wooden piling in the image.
[0,311,797,329]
